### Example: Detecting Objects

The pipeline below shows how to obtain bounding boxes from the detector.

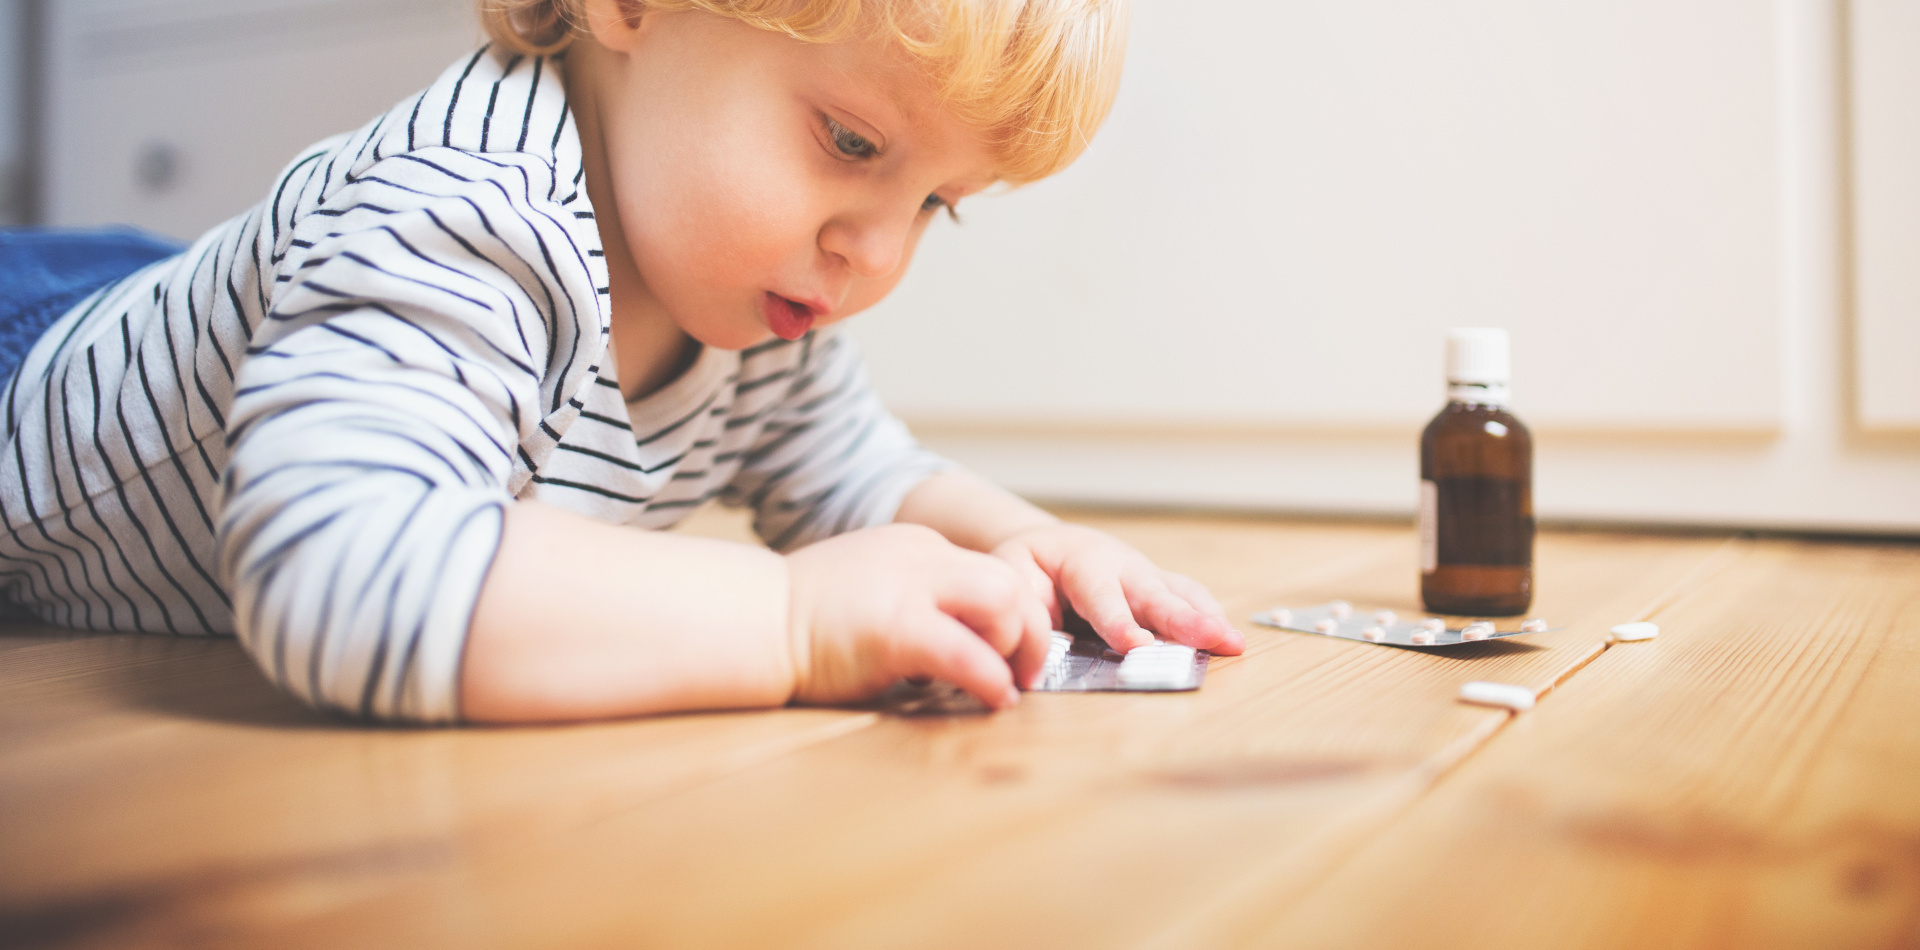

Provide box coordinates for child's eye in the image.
[920,193,947,213]
[824,117,876,159]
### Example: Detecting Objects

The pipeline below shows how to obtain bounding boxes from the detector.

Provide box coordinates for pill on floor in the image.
[1459,680,1536,711]
[1361,626,1385,642]
[1373,609,1397,625]
[1610,621,1659,642]
[1521,618,1549,633]
[1420,618,1446,633]
[1270,607,1292,626]
[1462,622,1493,641]
[1410,630,1435,645]
[1314,618,1338,634]
[1329,600,1353,620]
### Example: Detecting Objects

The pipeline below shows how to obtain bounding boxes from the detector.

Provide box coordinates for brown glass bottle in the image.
[1419,332,1534,616]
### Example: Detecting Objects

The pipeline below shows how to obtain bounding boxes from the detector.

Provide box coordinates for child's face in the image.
[580,9,998,350]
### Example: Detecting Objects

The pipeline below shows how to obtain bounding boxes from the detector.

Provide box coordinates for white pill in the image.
[1373,609,1397,625]
[1410,630,1435,645]
[1420,618,1446,633]
[1269,607,1293,626]
[1118,644,1195,687]
[1314,618,1339,634]
[1329,600,1353,620]
[1461,625,1490,642]
[1459,680,1536,711]
[1361,626,1385,642]
[1521,618,1549,633]
[1610,621,1659,642]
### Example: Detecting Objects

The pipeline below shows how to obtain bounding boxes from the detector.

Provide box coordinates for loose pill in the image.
[1314,618,1338,634]
[1410,630,1435,645]
[1461,622,1493,641]
[1521,618,1549,633]
[1610,621,1659,642]
[1459,680,1536,711]
[1420,618,1446,633]
[1373,609,1397,625]
[1329,600,1353,620]
[1270,607,1293,626]
[1361,626,1385,642]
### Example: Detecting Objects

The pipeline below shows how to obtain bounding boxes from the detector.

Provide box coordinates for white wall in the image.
[849,0,1920,535]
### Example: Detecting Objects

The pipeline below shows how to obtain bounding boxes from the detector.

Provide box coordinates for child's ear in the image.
[578,0,651,53]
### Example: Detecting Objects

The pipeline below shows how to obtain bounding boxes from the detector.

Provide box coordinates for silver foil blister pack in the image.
[1031,632,1209,692]
[1253,602,1552,648]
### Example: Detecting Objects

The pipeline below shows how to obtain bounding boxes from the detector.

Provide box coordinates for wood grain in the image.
[3,509,1900,950]
[235,524,1722,949]
[1239,539,1920,949]
[0,628,876,948]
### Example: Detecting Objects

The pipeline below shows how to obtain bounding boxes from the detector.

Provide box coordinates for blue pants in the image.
[0,228,186,386]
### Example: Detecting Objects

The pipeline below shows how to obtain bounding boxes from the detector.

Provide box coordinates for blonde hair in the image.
[478,0,1127,184]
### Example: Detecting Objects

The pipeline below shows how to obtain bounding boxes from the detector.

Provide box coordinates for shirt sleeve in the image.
[218,148,599,723]
[717,330,954,552]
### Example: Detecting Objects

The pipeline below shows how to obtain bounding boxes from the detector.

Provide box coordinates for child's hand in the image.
[989,524,1245,656]
[784,524,1055,710]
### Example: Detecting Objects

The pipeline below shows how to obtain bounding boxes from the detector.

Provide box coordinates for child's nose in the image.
[817,211,908,280]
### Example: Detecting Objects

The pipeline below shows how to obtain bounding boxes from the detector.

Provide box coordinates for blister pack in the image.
[1253,601,1552,648]
[1030,632,1210,692]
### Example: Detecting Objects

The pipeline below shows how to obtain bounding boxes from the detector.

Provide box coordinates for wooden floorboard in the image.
[5,508,1901,949]
[234,523,1726,949]
[1242,538,1920,949]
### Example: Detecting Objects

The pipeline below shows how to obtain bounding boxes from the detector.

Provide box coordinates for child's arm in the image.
[894,470,1246,656]
[460,500,1053,722]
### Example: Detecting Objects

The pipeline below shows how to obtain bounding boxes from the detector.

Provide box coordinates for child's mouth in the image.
[762,292,816,341]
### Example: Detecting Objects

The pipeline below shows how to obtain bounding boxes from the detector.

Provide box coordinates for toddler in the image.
[0,0,1241,722]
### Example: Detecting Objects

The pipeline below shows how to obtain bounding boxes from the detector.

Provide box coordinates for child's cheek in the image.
[662,138,812,282]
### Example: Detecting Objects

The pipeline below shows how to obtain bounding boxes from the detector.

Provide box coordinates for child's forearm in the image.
[893,469,1059,552]
[460,502,794,722]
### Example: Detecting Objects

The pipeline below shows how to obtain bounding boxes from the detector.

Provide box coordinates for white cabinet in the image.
[1851,0,1920,432]
[38,0,478,241]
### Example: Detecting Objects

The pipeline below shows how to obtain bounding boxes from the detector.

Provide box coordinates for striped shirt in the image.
[0,49,949,722]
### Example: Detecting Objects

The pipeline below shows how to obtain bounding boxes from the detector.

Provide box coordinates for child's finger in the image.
[1059,563,1154,653]
[904,611,1021,709]
[997,546,1064,630]
[1008,591,1054,691]
[1125,573,1246,654]
[1144,599,1245,654]
[934,554,1040,660]
[1162,571,1227,620]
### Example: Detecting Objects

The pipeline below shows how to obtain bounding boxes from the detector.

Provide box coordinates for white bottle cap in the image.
[1446,328,1511,405]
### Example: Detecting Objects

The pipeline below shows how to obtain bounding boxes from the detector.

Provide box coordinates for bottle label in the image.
[1419,479,1438,574]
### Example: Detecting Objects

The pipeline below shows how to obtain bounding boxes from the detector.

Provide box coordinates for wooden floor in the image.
[2,507,1917,949]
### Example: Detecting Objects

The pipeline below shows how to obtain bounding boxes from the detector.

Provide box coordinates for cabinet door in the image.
[1852,0,1920,431]
[40,0,478,240]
